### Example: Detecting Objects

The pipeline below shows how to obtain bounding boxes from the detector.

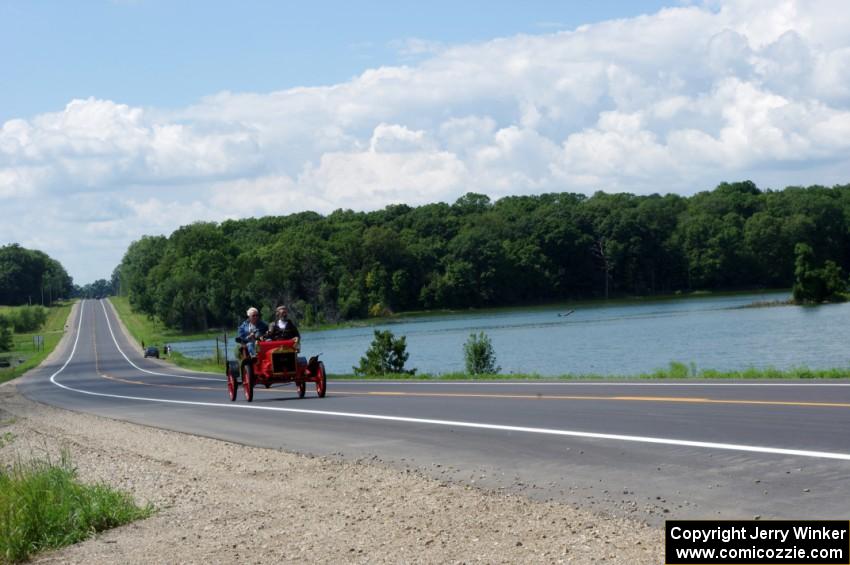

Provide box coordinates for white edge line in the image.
[99,300,219,382]
[45,302,850,462]
[48,299,86,384]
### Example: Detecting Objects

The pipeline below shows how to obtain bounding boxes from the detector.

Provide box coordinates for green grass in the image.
[0,301,75,384]
[0,451,153,563]
[166,350,231,373]
[328,362,850,381]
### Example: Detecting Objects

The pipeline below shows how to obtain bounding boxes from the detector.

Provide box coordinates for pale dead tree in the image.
[592,236,613,299]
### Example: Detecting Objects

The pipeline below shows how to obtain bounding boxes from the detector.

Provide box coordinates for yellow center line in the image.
[98,372,217,391]
[97,371,298,395]
[91,371,850,408]
[93,315,206,391]
[339,390,850,408]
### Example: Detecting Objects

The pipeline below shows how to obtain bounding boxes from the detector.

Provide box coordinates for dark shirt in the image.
[268,318,300,340]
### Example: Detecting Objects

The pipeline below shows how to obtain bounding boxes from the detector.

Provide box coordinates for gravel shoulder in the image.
[0,304,662,564]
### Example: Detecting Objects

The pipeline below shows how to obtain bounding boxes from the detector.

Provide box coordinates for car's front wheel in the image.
[242,363,254,402]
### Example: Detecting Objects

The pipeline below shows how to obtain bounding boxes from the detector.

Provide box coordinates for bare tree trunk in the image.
[592,237,611,299]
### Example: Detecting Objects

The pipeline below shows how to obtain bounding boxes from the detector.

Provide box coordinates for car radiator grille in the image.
[272,351,296,373]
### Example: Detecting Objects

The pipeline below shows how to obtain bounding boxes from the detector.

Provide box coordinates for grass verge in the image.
[294,363,850,381]
[0,451,153,563]
[0,301,74,385]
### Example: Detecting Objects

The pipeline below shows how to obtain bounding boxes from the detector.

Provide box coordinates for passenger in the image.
[266,305,300,341]
[237,307,268,357]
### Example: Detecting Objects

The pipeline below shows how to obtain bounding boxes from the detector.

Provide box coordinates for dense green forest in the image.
[115,181,850,331]
[0,244,74,306]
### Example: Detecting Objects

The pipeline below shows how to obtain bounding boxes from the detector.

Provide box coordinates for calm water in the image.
[169,292,850,376]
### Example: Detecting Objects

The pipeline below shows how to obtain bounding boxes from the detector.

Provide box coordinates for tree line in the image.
[114,181,850,331]
[0,244,74,306]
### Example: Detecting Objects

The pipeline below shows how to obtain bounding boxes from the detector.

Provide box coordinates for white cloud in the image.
[438,115,498,153]
[369,123,433,153]
[0,166,49,198]
[299,149,467,211]
[557,112,679,192]
[706,29,753,77]
[812,47,850,103]
[3,0,850,283]
[472,126,561,193]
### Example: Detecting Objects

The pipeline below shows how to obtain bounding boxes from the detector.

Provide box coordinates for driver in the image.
[237,307,268,357]
[266,305,300,341]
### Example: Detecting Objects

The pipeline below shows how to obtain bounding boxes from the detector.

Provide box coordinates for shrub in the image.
[5,306,48,333]
[368,302,392,318]
[0,312,12,353]
[354,330,415,376]
[0,324,11,353]
[463,332,500,375]
[667,361,690,378]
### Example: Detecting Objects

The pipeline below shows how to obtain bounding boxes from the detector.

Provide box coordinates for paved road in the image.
[19,299,850,523]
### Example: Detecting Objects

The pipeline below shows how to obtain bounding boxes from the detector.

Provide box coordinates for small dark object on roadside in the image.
[144,346,159,359]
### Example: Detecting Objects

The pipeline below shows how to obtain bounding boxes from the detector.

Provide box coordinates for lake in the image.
[169,291,850,376]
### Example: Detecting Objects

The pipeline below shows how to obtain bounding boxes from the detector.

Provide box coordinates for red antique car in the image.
[226,337,327,402]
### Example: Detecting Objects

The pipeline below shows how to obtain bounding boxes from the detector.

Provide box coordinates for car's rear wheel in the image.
[226,361,239,401]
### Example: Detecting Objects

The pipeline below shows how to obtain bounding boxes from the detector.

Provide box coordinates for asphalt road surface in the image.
[19,299,850,523]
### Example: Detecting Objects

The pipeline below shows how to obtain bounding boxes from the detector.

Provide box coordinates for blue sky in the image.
[1,0,674,122]
[2,0,849,285]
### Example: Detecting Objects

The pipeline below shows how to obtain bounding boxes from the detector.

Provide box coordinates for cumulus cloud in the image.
[369,123,434,153]
[2,0,850,283]
[299,149,467,210]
